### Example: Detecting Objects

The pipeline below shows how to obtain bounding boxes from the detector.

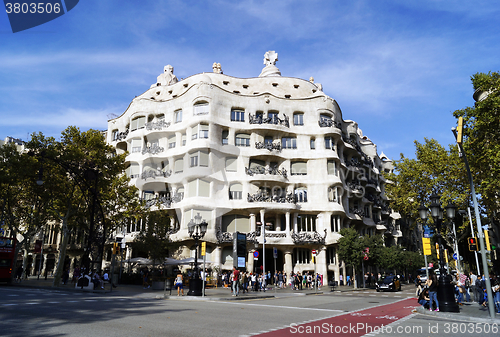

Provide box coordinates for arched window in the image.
[295,187,307,203]
[194,102,209,115]
[235,133,250,147]
[291,161,307,176]
[229,183,243,200]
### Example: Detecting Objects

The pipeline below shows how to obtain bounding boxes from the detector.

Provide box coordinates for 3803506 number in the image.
[5,3,61,14]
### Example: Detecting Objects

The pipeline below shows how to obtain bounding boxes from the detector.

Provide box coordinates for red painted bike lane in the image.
[253,298,418,337]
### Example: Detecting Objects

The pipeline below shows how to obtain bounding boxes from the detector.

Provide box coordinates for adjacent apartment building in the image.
[106,51,402,282]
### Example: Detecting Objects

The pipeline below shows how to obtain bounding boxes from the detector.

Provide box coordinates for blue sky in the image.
[1,0,499,161]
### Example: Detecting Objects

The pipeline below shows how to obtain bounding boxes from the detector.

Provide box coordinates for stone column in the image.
[250,213,256,232]
[342,260,347,285]
[285,211,290,232]
[41,253,48,276]
[293,213,298,232]
[283,249,293,277]
[316,247,327,284]
[334,249,340,283]
[275,214,281,231]
[247,249,255,273]
[213,246,222,271]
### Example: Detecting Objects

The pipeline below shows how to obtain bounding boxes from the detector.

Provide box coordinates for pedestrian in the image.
[339,274,343,286]
[426,272,439,311]
[231,266,240,296]
[469,271,478,302]
[490,274,500,313]
[72,266,80,285]
[242,272,248,293]
[297,272,303,290]
[174,271,184,296]
[142,268,150,289]
[418,288,430,309]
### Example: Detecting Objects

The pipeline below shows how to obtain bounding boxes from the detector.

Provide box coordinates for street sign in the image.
[201,242,206,256]
[422,237,432,256]
[453,253,457,261]
[311,249,317,256]
[253,251,259,258]
[273,247,277,259]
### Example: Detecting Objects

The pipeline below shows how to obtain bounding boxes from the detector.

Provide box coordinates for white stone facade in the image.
[106,52,400,282]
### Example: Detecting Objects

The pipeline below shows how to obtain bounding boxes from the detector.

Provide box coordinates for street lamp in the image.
[187,213,207,296]
[418,193,459,312]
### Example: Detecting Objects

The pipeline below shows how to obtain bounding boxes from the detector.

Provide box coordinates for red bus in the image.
[0,237,16,284]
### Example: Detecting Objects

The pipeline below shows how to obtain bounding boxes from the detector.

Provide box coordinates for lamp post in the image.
[418,193,459,312]
[187,213,208,296]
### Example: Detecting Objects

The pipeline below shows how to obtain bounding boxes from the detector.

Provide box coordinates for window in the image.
[326,247,336,264]
[328,186,340,202]
[191,125,198,140]
[222,130,229,145]
[131,116,146,131]
[264,136,273,145]
[235,133,250,147]
[229,183,243,200]
[327,160,337,175]
[249,159,265,172]
[310,138,315,149]
[222,214,250,232]
[199,124,209,139]
[295,187,308,203]
[320,113,332,124]
[281,137,297,149]
[331,215,341,233]
[293,248,311,264]
[131,138,142,153]
[181,134,186,146]
[126,163,140,179]
[194,102,209,115]
[291,161,307,175]
[188,179,210,197]
[325,137,332,149]
[189,150,209,167]
[297,214,315,231]
[268,111,278,123]
[175,109,182,123]
[168,135,176,149]
[112,129,119,141]
[225,157,237,172]
[174,158,183,173]
[142,191,155,201]
[231,109,245,122]
[293,113,304,126]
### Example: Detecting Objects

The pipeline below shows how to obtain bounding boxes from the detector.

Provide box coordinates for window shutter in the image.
[226,157,237,171]
[174,158,183,173]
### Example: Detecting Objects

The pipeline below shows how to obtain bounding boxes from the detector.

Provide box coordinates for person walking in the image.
[231,266,240,296]
[426,272,439,311]
[470,271,478,302]
[174,272,184,296]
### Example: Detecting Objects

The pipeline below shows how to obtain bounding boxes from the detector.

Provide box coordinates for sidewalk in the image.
[415,302,500,323]
[9,277,499,323]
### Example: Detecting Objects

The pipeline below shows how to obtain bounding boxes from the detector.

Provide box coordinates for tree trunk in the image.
[53,209,72,287]
[352,265,357,289]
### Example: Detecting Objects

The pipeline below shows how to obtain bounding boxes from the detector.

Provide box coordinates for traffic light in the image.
[112,242,120,255]
[468,237,478,251]
[485,230,491,251]
[457,117,464,145]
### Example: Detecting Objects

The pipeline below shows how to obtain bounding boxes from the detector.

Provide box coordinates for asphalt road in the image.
[1,285,497,337]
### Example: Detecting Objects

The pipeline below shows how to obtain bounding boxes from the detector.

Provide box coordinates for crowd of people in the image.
[415,270,500,313]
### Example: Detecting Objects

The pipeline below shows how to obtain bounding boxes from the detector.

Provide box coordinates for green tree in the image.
[133,210,178,270]
[337,228,363,288]
[453,72,500,273]
[26,127,142,286]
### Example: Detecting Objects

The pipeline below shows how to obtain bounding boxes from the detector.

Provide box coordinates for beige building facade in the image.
[106,52,401,283]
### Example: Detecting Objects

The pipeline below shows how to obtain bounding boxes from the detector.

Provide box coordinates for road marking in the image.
[2,304,16,306]
[48,301,60,304]
[213,301,344,313]
[8,294,19,296]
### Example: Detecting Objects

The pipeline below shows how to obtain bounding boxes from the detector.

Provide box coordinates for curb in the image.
[414,306,500,324]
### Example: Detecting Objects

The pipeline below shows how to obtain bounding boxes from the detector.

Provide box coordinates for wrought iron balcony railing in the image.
[142,143,164,155]
[141,169,172,180]
[249,113,290,127]
[247,191,296,204]
[245,165,287,178]
[291,229,326,244]
[255,141,282,152]
[145,120,171,131]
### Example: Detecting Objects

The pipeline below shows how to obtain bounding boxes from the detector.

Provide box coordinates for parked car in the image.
[376,275,401,292]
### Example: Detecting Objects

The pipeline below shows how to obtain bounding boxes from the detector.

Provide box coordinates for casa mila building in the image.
[106,51,401,283]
